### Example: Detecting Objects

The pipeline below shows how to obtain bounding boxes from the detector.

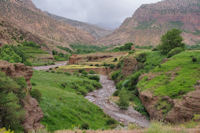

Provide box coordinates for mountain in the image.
[47,13,113,40]
[0,0,95,49]
[99,0,200,46]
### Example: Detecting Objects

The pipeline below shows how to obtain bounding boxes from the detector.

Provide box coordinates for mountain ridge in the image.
[99,0,200,46]
[0,0,96,49]
[47,13,113,40]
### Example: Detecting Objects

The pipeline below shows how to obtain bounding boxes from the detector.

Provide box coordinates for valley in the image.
[0,0,200,133]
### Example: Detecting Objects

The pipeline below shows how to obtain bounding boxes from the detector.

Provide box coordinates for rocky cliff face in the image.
[0,0,95,49]
[0,60,43,132]
[99,0,200,46]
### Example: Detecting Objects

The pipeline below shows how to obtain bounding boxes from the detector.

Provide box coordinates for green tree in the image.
[159,29,185,54]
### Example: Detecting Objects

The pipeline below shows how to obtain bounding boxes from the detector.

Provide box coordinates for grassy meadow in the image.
[31,71,117,131]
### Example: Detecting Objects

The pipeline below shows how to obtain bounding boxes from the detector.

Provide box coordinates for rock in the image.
[0,60,43,132]
[23,96,44,132]
[138,80,200,123]
[166,89,200,123]
[122,56,138,76]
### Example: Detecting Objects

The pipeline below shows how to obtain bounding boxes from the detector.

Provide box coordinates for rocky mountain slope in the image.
[0,0,95,49]
[48,13,113,40]
[99,0,200,46]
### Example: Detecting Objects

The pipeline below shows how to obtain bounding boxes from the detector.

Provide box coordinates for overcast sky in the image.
[32,0,161,29]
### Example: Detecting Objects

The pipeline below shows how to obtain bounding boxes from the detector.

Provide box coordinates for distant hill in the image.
[0,0,95,49]
[47,13,113,40]
[99,0,200,46]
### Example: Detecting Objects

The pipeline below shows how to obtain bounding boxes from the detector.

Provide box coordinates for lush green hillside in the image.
[31,71,117,131]
[0,42,54,66]
[138,51,200,98]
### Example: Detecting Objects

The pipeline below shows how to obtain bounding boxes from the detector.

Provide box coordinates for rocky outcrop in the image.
[166,82,200,123]
[138,78,200,123]
[122,56,138,76]
[0,60,43,132]
[99,0,200,46]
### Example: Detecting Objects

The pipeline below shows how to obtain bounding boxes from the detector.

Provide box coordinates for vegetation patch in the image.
[31,71,116,131]
[138,51,200,99]
[70,43,109,54]
[0,42,54,66]
[0,72,26,132]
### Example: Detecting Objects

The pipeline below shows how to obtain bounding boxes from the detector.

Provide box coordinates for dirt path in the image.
[33,61,67,70]
[85,75,150,128]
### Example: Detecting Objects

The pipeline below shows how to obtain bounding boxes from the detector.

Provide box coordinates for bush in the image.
[95,64,100,67]
[109,64,115,69]
[111,70,122,81]
[113,42,134,51]
[136,53,147,63]
[88,75,100,82]
[158,29,185,55]
[106,119,116,125]
[80,123,89,130]
[113,58,118,62]
[167,47,184,58]
[118,88,129,110]
[192,57,197,63]
[30,89,42,102]
[32,82,37,86]
[89,70,96,74]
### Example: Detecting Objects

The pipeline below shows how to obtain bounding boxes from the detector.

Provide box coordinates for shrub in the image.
[106,119,116,125]
[118,88,129,110]
[111,70,122,81]
[113,42,134,51]
[80,123,89,130]
[167,47,184,58]
[88,75,100,82]
[109,64,115,69]
[32,82,37,86]
[158,29,185,55]
[113,90,119,96]
[95,64,100,67]
[89,70,96,74]
[113,58,118,62]
[136,53,147,63]
[30,89,42,102]
[192,57,197,63]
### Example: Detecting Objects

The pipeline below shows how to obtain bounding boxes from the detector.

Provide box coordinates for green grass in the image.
[138,51,200,99]
[31,71,117,131]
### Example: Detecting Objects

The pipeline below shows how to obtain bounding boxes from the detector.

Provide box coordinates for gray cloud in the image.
[32,0,161,29]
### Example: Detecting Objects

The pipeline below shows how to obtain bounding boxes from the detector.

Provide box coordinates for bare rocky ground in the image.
[85,75,150,127]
